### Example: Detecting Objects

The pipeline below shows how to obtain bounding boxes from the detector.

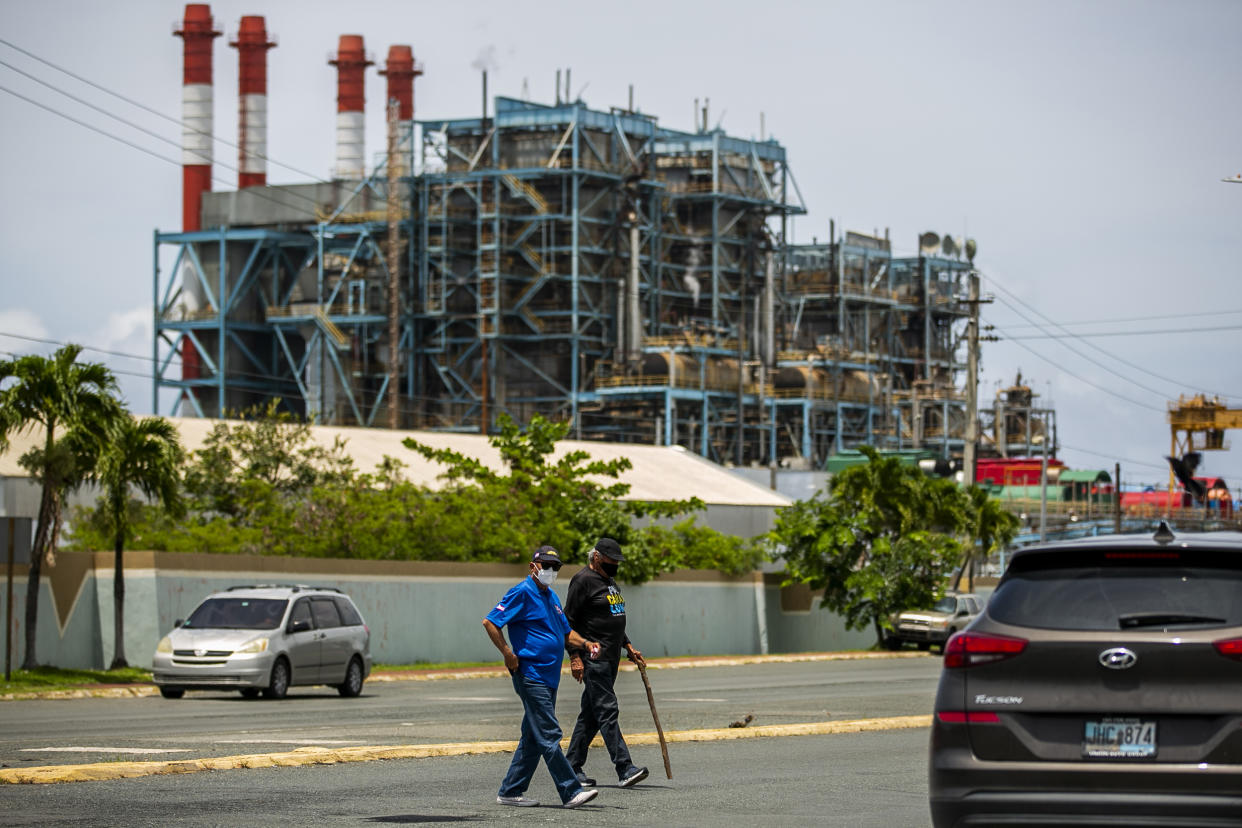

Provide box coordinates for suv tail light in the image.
[944,631,1028,669]
[1213,637,1242,661]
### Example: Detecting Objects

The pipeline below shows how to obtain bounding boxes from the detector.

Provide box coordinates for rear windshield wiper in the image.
[1119,612,1226,629]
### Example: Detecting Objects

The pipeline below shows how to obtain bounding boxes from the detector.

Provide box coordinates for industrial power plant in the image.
[155,3,1056,472]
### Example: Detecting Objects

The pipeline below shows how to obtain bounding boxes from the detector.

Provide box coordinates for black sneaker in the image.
[618,766,649,788]
[575,770,596,786]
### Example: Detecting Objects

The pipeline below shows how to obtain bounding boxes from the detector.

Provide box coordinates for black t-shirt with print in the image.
[564,566,630,663]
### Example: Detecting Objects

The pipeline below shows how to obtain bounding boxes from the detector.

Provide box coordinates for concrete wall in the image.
[1,551,869,670]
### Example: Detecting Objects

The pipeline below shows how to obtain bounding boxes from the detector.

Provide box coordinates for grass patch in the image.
[1,666,153,695]
[374,660,503,672]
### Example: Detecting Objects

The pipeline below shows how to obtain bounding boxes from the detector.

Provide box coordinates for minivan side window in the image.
[335,597,363,627]
[288,598,313,631]
[311,597,343,629]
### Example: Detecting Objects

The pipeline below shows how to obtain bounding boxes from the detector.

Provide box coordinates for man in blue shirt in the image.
[484,545,602,809]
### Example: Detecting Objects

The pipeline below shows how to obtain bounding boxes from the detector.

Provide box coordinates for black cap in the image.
[594,537,624,561]
[532,545,562,566]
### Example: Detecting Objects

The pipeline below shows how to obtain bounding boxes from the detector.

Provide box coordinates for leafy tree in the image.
[96,416,185,668]
[183,399,356,521]
[403,414,704,578]
[771,446,972,647]
[0,346,121,668]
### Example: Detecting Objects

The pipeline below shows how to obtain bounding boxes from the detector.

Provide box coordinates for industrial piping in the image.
[330,35,373,180]
[231,16,275,189]
[174,3,221,231]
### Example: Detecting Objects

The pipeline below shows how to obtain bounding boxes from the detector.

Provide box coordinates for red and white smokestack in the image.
[329,35,373,180]
[174,3,221,232]
[379,45,423,175]
[230,16,275,189]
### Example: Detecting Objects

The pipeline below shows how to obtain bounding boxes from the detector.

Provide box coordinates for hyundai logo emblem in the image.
[1099,647,1138,670]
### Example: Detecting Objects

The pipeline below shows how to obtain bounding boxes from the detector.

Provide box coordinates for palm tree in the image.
[97,416,184,668]
[0,345,120,669]
[954,486,1020,590]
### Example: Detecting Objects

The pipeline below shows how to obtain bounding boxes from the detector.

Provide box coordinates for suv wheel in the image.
[159,686,185,699]
[263,658,290,700]
[337,657,364,698]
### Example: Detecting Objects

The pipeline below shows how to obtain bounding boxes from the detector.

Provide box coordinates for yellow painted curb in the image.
[0,715,931,785]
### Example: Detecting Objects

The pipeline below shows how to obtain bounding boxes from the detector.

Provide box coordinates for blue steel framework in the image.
[154,167,417,424]
[154,95,973,471]
[413,97,805,459]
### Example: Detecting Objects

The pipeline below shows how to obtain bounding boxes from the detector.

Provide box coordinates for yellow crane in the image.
[1166,394,1242,512]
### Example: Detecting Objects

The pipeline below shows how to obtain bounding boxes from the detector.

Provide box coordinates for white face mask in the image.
[535,567,558,587]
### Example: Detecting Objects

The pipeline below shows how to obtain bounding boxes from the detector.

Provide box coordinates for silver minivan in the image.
[152,585,372,700]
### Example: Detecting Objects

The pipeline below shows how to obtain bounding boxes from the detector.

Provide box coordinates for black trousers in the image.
[565,657,635,778]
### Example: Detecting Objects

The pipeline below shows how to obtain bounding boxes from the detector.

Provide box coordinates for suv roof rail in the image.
[224,584,342,594]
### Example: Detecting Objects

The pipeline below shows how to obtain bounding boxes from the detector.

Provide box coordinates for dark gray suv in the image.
[929,526,1242,826]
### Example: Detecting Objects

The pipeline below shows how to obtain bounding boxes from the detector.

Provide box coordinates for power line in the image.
[0,83,321,219]
[0,35,327,184]
[984,275,1239,400]
[985,297,1171,400]
[987,323,1165,412]
[0,60,328,215]
[1003,307,1242,331]
[980,270,1234,400]
[1003,324,1242,340]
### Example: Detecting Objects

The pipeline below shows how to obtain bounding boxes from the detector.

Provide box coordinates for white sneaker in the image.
[564,788,598,809]
[496,795,539,807]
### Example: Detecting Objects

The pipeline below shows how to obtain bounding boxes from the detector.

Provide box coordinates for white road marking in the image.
[427,696,505,702]
[212,739,362,745]
[21,747,193,754]
[665,697,727,703]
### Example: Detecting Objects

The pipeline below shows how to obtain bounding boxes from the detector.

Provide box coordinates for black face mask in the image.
[599,560,619,579]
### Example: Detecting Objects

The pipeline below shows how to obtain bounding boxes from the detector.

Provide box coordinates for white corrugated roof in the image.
[1,417,790,508]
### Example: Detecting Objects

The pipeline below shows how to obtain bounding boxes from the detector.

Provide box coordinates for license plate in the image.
[1083,718,1157,758]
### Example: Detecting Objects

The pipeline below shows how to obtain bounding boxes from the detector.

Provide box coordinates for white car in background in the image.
[152,585,372,700]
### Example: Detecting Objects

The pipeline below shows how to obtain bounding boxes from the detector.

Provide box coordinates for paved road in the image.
[0,726,933,827]
[0,656,941,768]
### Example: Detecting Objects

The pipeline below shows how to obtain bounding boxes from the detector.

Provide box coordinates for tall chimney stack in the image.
[174,3,221,231]
[231,16,275,189]
[329,35,373,180]
[379,45,422,176]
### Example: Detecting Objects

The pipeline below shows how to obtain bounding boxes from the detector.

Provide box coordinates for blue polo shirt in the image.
[486,576,571,687]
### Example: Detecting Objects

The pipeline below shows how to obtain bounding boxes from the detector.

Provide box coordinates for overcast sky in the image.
[2,0,1240,490]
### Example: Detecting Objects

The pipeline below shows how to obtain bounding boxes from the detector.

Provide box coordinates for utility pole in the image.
[386,98,401,430]
[963,271,980,486]
[1114,462,1122,535]
[962,270,995,487]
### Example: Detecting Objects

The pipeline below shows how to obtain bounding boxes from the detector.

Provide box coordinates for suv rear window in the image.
[989,564,1242,631]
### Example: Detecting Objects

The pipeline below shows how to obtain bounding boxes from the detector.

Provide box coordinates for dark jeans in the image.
[499,672,581,804]
[566,657,636,779]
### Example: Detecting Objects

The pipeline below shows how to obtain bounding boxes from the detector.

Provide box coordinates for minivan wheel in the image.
[239,688,260,699]
[338,657,364,698]
[263,658,290,699]
[159,687,185,699]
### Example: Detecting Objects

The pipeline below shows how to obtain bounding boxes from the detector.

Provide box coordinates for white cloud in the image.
[0,308,50,347]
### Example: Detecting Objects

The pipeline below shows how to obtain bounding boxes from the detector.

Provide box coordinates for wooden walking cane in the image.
[636,660,672,779]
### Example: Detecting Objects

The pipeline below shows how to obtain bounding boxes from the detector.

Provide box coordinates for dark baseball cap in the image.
[532,546,562,567]
[594,538,624,561]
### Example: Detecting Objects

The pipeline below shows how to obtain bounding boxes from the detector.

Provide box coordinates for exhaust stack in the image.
[329,35,373,180]
[379,45,422,176]
[230,16,275,189]
[174,3,221,231]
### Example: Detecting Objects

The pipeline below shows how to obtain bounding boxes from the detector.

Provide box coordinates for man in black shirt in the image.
[564,537,649,789]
